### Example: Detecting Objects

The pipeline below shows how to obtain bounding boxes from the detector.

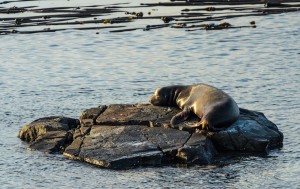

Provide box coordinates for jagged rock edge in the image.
[93,105,108,124]
[140,127,194,164]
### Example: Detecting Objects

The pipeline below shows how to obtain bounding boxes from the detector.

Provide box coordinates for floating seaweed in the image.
[0,0,299,34]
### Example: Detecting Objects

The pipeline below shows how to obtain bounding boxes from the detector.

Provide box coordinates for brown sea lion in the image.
[149,84,240,131]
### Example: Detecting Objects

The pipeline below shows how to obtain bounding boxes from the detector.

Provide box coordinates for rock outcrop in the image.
[210,108,283,153]
[18,104,283,169]
[18,116,79,153]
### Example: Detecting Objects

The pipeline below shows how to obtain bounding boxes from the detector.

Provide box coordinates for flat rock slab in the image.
[64,125,215,169]
[65,125,163,169]
[95,104,182,127]
[18,104,283,169]
[141,127,190,154]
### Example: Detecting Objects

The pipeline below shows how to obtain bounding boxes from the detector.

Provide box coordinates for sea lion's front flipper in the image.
[189,119,208,129]
[190,119,223,132]
[170,107,190,128]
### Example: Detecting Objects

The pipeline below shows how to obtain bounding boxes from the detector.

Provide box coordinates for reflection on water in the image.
[0,1,300,188]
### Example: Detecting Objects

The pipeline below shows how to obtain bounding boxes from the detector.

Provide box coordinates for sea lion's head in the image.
[149,88,167,106]
[149,86,180,106]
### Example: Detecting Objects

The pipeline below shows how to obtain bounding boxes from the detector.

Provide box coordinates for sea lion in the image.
[149,83,240,131]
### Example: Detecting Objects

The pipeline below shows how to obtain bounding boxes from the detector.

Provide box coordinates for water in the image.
[1,1,300,188]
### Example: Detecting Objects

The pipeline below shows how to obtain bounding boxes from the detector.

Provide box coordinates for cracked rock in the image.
[141,127,191,162]
[80,105,107,126]
[18,104,283,169]
[64,125,163,169]
[95,104,180,127]
[18,116,79,153]
[177,133,217,164]
[210,108,283,153]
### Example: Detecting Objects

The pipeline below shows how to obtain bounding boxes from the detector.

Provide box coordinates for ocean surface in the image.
[0,0,300,188]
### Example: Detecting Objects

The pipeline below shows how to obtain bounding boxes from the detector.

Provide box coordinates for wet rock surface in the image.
[210,108,284,153]
[18,116,79,153]
[18,104,283,169]
[65,125,164,169]
[178,133,217,165]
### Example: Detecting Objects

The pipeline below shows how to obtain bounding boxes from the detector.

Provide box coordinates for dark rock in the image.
[141,127,191,162]
[80,105,107,126]
[95,104,181,127]
[94,104,200,130]
[18,104,283,169]
[29,131,73,153]
[64,125,163,169]
[210,108,283,153]
[18,116,79,153]
[64,125,216,169]
[141,127,190,152]
[177,133,217,164]
[63,134,83,158]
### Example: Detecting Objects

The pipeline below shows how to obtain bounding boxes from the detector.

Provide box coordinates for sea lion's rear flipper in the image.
[170,107,190,128]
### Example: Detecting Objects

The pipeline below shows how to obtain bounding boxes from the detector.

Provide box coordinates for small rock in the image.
[18,116,79,153]
[95,104,180,127]
[177,133,217,164]
[80,105,107,126]
[210,108,283,153]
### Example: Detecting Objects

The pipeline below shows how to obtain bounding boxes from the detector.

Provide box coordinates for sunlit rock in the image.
[18,116,79,153]
[18,104,283,169]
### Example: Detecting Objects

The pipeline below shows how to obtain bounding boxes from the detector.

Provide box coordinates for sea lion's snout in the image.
[149,95,154,104]
[149,95,160,105]
[149,88,162,105]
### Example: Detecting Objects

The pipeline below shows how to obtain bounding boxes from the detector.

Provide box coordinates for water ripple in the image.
[0,7,299,189]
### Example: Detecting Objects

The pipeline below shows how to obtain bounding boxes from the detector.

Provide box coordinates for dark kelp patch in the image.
[1,0,300,34]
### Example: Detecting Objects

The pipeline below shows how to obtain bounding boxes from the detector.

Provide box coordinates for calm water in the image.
[0,1,300,188]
